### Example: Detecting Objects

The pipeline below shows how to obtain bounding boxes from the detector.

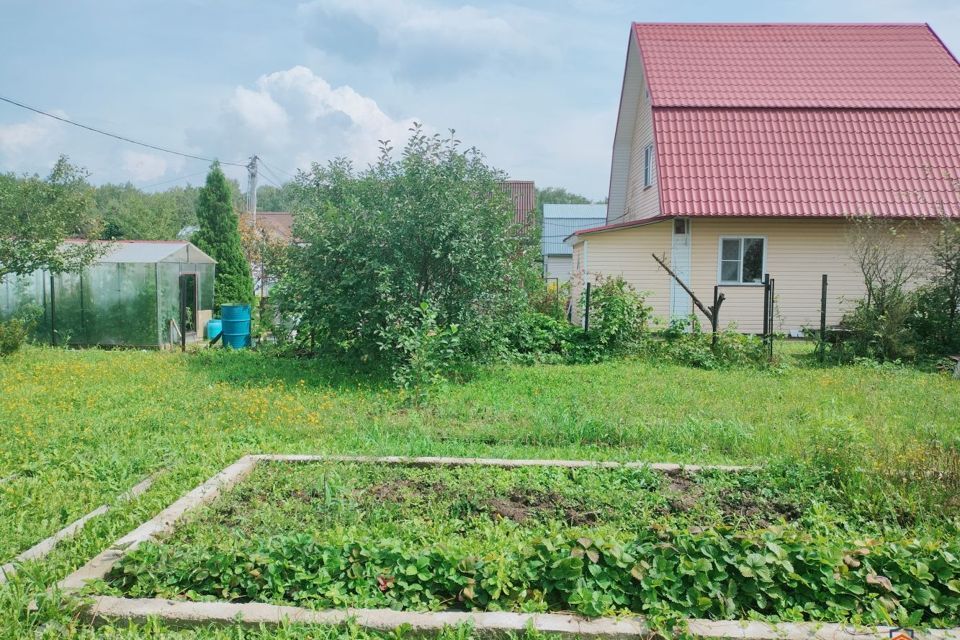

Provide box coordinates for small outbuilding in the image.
[0,240,215,347]
[542,204,606,282]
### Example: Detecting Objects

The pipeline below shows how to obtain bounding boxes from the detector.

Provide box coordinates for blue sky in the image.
[1,0,958,200]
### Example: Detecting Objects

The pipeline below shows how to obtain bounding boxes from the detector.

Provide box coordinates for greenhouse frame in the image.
[0,240,216,348]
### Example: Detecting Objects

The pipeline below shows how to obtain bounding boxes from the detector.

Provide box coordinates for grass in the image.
[0,343,958,637]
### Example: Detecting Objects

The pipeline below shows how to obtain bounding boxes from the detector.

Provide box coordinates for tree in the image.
[535,186,592,218]
[191,163,254,308]
[94,182,201,240]
[275,126,537,378]
[238,214,289,302]
[256,182,297,212]
[0,156,103,279]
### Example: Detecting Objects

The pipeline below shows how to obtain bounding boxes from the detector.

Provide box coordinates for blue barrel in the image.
[220,304,251,349]
[206,319,223,341]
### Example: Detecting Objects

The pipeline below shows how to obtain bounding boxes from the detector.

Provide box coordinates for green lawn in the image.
[1,344,958,638]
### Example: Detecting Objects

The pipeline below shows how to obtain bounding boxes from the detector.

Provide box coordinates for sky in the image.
[1,0,959,201]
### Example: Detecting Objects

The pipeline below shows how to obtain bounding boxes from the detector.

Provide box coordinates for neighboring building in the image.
[542,204,606,282]
[240,211,294,243]
[239,211,294,299]
[499,180,537,228]
[0,240,215,347]
[568,23,960,334]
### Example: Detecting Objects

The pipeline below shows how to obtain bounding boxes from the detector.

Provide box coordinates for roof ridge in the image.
[632,22,928,28]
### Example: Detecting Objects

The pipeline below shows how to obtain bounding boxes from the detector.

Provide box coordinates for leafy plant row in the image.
[105,526,960,628]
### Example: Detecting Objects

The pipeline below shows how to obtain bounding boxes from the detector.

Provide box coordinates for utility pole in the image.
[246,155,258,225]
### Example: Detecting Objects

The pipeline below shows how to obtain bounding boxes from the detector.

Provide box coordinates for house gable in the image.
[606,23,960,220]
[607,32,661,225]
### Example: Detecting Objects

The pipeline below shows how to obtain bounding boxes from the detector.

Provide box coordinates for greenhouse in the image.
[0,240,215,348]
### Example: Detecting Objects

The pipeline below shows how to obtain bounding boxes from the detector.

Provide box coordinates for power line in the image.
[258,170,282,189]
[0,94,248,168]
[258,164,285,188]
[258,157,297,180]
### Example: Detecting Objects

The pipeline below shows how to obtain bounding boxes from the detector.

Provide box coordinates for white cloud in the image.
[121,151,168,182]
[218,65,419,167]
[0,112,64,157]
[231,86,289,133]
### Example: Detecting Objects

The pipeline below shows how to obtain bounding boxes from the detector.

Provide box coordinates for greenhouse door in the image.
[179,273,198,339]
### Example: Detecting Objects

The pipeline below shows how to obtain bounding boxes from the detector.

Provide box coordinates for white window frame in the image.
[717,236,767,286]
[642,143,654,188]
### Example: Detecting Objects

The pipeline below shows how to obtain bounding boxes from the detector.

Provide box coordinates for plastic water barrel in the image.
[220,304,251,349]
[206,319,223,341]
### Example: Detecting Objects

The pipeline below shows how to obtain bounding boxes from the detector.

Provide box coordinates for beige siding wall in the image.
[570,222,673,324]
[570,218,934,333]
[623,86,660,222]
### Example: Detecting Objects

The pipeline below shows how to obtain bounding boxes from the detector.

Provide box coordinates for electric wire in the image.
[0,94,248,167]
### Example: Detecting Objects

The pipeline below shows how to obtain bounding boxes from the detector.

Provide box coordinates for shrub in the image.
[0,305,41,356]
[507,311,573,363]
[578,275,651,355]
[0,317,31,356]
[386,302,461,396]
[274,127,536,380]
[648,322,769,370]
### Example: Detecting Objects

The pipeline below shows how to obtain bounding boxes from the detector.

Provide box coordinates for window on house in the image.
[643,144,654,188]
[719,237,765,284]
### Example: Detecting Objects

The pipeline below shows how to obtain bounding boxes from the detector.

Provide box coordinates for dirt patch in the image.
[357,478,449,504]
[484,490,598,525]
[662,472,802,526]
[663,473,705,514]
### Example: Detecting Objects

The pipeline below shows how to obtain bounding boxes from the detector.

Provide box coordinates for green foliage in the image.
[0,305,41,356]
[256,182,298,212]
[3,346,960,638]
[103,462,960,626]
[838,218,960,362]
[0,156,103,279]
[534,186,592,219]
[509,284,771,369]
[0,318,31,356]
[578,275,652,355]
[648,320,769,370]
[508,278,652,364]
[275,126,537,377]
[95,183,200,240]
[191,163,254,308]
[386,302,461,397]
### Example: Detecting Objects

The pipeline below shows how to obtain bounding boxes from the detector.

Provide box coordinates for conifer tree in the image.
[192,162,253,308]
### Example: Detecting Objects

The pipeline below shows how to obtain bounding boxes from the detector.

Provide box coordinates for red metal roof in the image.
[498,180,537,227]
[565,215,671,241]
[626,23,960,219]
[634,23,960,108]
[240,211,294,242]
[655,108,960,218]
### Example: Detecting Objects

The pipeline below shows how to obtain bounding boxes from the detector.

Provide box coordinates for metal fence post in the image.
[179,275,187,353]
[584,282,591,333]
[49,273,56,346]
[819,274,828,363]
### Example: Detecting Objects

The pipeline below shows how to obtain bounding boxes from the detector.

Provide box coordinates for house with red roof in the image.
[567,23,960,334]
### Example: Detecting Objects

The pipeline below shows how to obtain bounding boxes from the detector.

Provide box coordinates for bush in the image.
[0,305,41,356]
[0,317,31,356]
[386,302,461,395]
[837,218,960,362]
[274,127,536,381]
[648,320,769,369]
[578,275,652,356]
